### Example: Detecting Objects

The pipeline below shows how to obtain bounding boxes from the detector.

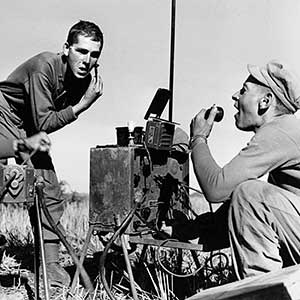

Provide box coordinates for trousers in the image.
[229,180,300,279]
[0,92,65,241]
[172,179,300,280]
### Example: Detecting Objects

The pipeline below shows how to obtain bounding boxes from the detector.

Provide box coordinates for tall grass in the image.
[0,191,232,299]
[0,193,102,257]
[0,204,33,244]
[59,193,103,259]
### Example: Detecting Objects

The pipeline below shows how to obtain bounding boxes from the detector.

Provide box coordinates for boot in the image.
[0,234,6,246]
[0,234,7,262]
[44,262,71,288]
[42,241,71,288]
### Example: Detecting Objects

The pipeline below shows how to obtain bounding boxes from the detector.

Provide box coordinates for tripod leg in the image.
[70,224,95,293]
[190,250,202,270]
[35,188,50,300]
[139,244,148,264]
[120,233,138,300]
[114,214,138,300]
[33,218,40,300]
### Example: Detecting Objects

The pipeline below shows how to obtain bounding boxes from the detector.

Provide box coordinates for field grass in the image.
[0,191,233,300]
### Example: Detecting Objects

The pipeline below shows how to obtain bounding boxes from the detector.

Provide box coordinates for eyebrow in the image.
[72,46,100,53]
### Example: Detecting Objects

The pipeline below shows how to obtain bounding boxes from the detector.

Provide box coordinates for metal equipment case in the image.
[89,145,189,243]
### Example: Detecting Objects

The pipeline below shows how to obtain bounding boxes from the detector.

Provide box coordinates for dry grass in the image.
[0,193,102,259]
[0,204,33,245]
[0,191,232,300]
[60,195,103,257]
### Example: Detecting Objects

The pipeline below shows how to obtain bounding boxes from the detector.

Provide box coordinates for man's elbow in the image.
[37,124,51,134]
[37,119,58,134]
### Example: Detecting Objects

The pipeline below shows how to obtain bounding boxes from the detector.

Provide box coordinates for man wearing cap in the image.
[167,60,300,280]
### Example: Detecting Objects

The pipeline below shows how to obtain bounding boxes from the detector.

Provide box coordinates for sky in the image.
[1,0,300,193]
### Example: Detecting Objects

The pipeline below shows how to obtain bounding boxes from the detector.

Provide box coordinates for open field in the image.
[0,191,232,299]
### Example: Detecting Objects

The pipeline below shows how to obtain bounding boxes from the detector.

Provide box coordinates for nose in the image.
[232,91,239,101]
[83,53,91,65]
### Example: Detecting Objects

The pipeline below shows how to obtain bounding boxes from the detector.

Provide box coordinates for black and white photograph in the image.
[1,1,300,299]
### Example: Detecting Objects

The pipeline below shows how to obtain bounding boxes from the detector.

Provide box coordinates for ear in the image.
[257,92,274,116]
[63,42,70,56]
[258,93,273,110]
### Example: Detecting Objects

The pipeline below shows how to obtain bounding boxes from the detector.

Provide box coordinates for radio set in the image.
[144,88,178,151]
[89,87,224,246]
[89,88,190,243]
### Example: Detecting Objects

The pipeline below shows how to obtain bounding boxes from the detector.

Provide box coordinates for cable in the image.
[178,181,213,214]
[0,147,96,293]
[174,181,218,278]
[143,141,153,172]
[156,238,204,278]
[20,148,38,166]
[99,202,139,300]
[177,184,198,218]
[89,221,116,229]
[35,177,94,293]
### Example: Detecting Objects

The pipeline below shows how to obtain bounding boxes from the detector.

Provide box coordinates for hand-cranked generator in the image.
[0,164,35,203]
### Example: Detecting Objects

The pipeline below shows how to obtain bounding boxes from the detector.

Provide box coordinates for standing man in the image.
[0,20,104,287]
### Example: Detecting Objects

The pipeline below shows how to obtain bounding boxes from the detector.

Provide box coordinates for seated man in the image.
[0,131,51,246]
[166,60,300,280]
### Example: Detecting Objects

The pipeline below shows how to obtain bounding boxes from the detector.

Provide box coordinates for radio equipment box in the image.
[144,118,175,151]
[89,145,189,239]
[89,88,191,245]
[144,88,177,151]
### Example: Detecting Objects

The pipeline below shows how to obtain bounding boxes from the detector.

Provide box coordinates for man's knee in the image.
[231,180,266,209]
[229,180,269,233]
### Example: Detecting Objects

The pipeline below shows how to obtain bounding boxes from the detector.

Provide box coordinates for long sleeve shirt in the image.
[0,138,15,158]
[0,52,91,134]
[192,114,300,202]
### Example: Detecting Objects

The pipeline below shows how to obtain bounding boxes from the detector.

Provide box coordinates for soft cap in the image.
[247,60,300,113]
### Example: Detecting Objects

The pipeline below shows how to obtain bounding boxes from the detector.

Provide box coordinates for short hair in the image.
[66,20,104,52]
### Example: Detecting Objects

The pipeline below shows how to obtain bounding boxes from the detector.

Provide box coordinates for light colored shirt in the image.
[192,114,300,202]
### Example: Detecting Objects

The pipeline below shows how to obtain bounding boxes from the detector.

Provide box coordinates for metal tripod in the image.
[0,168,50,300]
[33,178,50,300]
